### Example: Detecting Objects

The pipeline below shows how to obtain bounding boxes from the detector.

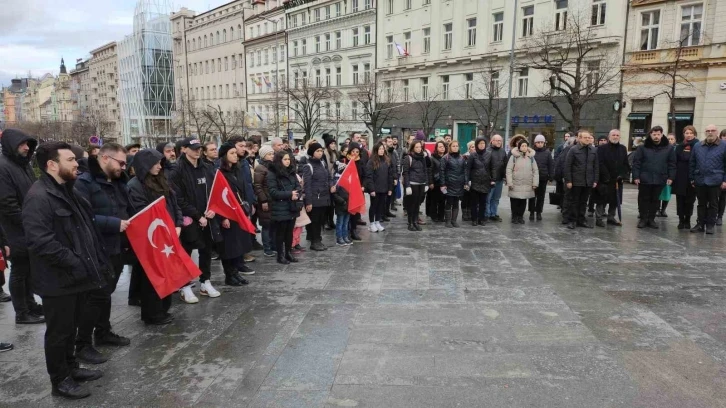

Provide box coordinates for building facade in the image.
[69,59,92,121]
[89,42,121,142]
[1,78,30,127]
[620,0,726,146]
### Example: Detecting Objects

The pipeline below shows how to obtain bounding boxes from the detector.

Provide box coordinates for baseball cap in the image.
[182,137,202,150]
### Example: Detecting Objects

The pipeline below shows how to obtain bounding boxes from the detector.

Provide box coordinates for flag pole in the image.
[205,170,220,213]
[128,196,165,223]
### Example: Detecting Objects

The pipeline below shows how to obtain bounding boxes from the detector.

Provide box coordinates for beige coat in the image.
[506,147,539,199]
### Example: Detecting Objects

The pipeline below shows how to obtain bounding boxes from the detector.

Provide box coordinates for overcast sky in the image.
[0,0,229,87]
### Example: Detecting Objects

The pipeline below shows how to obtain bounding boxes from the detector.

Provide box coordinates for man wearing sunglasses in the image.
[73,142,134,365]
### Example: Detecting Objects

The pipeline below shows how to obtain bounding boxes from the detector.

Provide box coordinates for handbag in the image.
[549,192,562,206]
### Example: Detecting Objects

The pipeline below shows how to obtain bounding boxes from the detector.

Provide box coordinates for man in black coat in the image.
[385,135,399,216]
[0,128,44,323]
[596,129,629,227]
[631,126,677,229]
[529,135,554,221]
[564,130,599,229]
[74,144,133,364]
[23,141,109,399]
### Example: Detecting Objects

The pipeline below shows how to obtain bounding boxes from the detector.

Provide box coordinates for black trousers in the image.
[719,190,726,219]
[43,292,87,386]
[430,186,445,220]
[445,196,460,210]
[138,263,171,322]
[566,186,591,223]
[528,179,548,214]
[470,190,488,221]
[128,265,141,302]
[676,186,697,218]
[511,198,527,218]
[325,206,335,227]
[387,192,395,210]
[406,185,426,224]
[307,206,327,243]
[696,185,721,226]
[369,194,387,222]
[183,234,213,283]
[273,219,294,254]
[596,183,619,221]
[76,254,124,348]
[637,184,664,220]
[9,254,38,315]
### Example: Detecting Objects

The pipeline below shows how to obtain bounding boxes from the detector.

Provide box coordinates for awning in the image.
[667,113,693,121]
[626,113,650,121]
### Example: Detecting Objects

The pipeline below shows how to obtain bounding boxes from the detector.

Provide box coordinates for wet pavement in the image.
[2,186,726,407]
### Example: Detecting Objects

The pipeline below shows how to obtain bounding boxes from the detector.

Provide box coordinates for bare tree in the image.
[412,87,446,138]
[353,75,399,138]
[284,78,333,142]
[203,105,246,142]
[523,7,622,131]
[325,89,345,138]
[84,107,116,143]
[465,64,508,137]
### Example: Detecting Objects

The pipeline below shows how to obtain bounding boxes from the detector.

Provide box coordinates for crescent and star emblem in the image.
[222,187,236,209]
[147,218,175,258]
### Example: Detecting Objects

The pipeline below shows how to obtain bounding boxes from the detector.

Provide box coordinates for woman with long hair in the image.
[426,141,447,222]
[266,150,303,264]
[302,142,333,251]
[440,140,466,227]
[465,137,493,226]
[674,126,698,229]
[365,141,394,232]
[402,140,431,231]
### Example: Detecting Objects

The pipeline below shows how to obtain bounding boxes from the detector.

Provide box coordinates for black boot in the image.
[647,218,659,229]
[444,209,453,228]
[277,252,290,264]
[52,377,91,399]
[451,208,460,228]
[285,251,299,263]
[529,212,535,221]
[684,217,692,230]
[691,223,705,233]
[350,228,362,241]
[677,216,685,230]
[637,219,648,229]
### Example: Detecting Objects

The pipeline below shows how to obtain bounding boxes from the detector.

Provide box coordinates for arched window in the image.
[186,40,190,50]
[223,29,227,42]
[198,37,201,49]
[216,31,220,44]
[192,38,196,49]
[204,35,207,47]
[237,24,242,39]
[230,26,234,40]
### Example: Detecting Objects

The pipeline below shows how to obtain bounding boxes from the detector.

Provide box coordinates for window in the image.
[225,57,229,71]
[316,69,322,87]
[336,102,341,118]
[272,47,277,63]
[335,2,341,16]
[364,26,371,44]
[255,52,260,66]
[681,4,703,46]
[493,12,504,42]
[204,35,208,47]
[294,71,300,88]
[217,31,220,44]
[302,70,308,86]
[325,33,331,51]
[443,23,453,50]
[265,50,269,65]
[301,12,306,25]
[249,53,254,67]
[315,36,321,52]
[231,26,235,40]
[353,65,359,84]
[293,41,298,56]
[423,0,430,4]
[326,68,331,86]
[365,0,371,9]
[291,15,297,28]
[591,0,606,26]
[423,28,431,53]
[387,0,393,14]
[315,8,320,21]
[518,68,529,97]
[404,0,411,10]
[302,39,307,54]
[206,60,210,74]
[467,18,477,46]
[441,75,449,100]
[490,71,500,97]
[404,32,412,54]
[335,31,342,49]
[586,60,600,90]
[555,0,568,31]
[640,10,660,50]
[264,23,268,35]
[233,83,237,96]
[385,81,392,101]
[421,77,429,99]
[226,84,229,98]
[364,63,371,83]
[212,86,216,99]
[465,73,473,98]
[352,102,358,120]
[232,55,236,68]
[353,28,359,46]
[522,6,534,37]
[352,0,359,12]
[387,35,394,58]
[403,79,409,101]
[280,47,285,61]
[336,67,341,85]
[223,29,227,42]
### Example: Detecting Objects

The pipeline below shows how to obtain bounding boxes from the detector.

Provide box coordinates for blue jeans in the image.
[486,180,504,217]
[336,212,350,239]
[261,225,276,252]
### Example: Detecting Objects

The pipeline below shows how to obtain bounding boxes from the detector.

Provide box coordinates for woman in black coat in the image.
[266,150,303,264]
[402,140,431,231]
[301,142,332,251]
[465,137,494,226]
[674,126,699,229]
[440,140,466,228]
[217,142,254,285]
[365,141,394,232]
[128,149,183,325]
[426,141,447,222]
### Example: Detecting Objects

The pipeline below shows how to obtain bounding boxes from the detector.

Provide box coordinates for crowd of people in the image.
[0,122,725,399]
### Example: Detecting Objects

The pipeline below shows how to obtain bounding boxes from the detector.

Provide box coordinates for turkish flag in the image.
[126,197,201,298]
[207,170,256,234]
[336,161,366,215]
[0,251,6,271]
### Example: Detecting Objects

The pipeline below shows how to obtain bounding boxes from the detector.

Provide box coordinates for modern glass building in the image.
[118,0,175,145]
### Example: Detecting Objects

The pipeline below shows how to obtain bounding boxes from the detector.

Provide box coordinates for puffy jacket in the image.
[266,165,302,221]
[441,153,466,197]
[364,158,394,193]
[533,147,555,182]
[465,139,494,194]
[430,153,444,186]
[402,152,430,186]
[23,174,111,297]
[506,148,539,199]
[253,159,273,226]
[127,149,183,228]
[74,156,132,256]
[689,139,726,187]
[631,136,676,186]
[0,129,38,256]
[487,145,507,181]
[564,144,599,187]
[302,157,331,207]
[674,138,698,196]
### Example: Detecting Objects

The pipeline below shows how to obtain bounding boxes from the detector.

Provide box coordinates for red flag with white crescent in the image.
[336,161,366,215]
[207,170,257,234]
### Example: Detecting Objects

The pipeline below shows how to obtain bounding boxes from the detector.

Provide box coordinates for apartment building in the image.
[1,78,31,127]
[69,59,92,120]
[89,42,121,141]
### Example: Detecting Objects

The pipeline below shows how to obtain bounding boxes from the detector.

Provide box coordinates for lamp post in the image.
[259,16,281,141]
[504,0,519,148]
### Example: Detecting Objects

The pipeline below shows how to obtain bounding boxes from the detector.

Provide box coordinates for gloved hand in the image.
[405,187,412,196]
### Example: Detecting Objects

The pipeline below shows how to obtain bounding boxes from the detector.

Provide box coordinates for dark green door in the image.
[457,123,477,146]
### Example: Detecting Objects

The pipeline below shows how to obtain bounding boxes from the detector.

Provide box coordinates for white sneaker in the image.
[369,223,379,232]
[376,221,385,231]
[199,281,221,298]
[179,286,199,304]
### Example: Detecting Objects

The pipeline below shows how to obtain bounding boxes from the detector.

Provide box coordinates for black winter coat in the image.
[487,146,507,181]
[219,165,252,259]
[465,142,494,194]
[364,159,394,193]
[168,155,221,246]
[597,142,629,185]
[533,147,555,182]
[302,158,331,207]
[23,174,111,297]
[631,136,677,186]
[74,156,133,256]
[127,149,183,228]
[555,144,573,181]
[674,138,699,196]
[430,154,444,186]
[332,186,349,214]
[0,129,37,256]
[402,152,430,186]
[267,166,302,221]
[441,153,466,197]
[564,144,599,187]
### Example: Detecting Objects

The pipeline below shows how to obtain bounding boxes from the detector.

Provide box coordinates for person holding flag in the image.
[336,144,366,241]
[266,150,303,264]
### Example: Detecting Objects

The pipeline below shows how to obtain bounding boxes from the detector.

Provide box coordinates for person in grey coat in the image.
[528,135,554,221]
[564,131,599,229]
[506,139,539,224]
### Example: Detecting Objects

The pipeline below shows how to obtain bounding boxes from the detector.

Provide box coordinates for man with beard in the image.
[385,135,399,216]
[229,136,261,257]
[485,134,507,222]
[0,129,44,323]
[689,124,726,234]
[24,141,109,399]
[156,142,178,173]
[124,143,141,156]
[73,143,132,364]
[632,126,676,229]
[595,129,629,227]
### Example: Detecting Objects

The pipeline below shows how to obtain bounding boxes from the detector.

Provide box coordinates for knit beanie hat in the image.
[534,134,546,143]
[322,133,336,147]
[218,142,236,160]
[415,130,426,141]
[259,145,274,160]
[307,142,324,157]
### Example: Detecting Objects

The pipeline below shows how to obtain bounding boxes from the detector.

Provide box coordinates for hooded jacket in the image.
[302,157,332,207]
[689,138,726,187]
[441,152,466,197]
[127,149,183,227]
[0,129,38,256]
[253,158,273,226]
[156,142,178,174]
[266,164,302,221]
[631,135,676,186]
[564,143,599,187]
[674,138,699,196]
[506,147,539,199]
[465,137,494,193]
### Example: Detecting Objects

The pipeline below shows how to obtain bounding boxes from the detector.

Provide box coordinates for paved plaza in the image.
[2,187,726,407]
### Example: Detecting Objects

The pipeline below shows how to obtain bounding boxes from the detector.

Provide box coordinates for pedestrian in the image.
[587,136,609,217]
[201,141,219,169]
[346,143,365,240]
[127,149,181,325]
[0,225,14,350]
[485,134,507,222]
[333,150,352,246]
[322,134,338,230]
[229,136,261,258]
[254,145,276,257]
[595,129,629,228]
[426,141,447,223]
[657,134,678,217]
[506,139,539,224]
[266,150,303,264]
[440,140,466,228]
[292,171,311,254]
[718,129,726,226]
[73,143,132,365]
[674,126,699,230]
[365,141,394,232]
[169,138,221,303]
[0,129,44,323]
[465,136,494,226]
[24,141,108,399]
[385,136,400,217]
[689,124,726,234]
[528,135,554,221]
[156,141,178,174]
[461,140,476,221]
[402,140,431,231]
[554,132,572,161]
[302,142,333,250]
[124,143,141,155]
[564,130,599,229]
[632,126,676,229]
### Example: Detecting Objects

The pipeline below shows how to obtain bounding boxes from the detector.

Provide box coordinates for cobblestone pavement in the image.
[2,187,726,407]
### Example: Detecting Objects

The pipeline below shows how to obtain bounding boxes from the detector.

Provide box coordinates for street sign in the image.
[89,135,100,145]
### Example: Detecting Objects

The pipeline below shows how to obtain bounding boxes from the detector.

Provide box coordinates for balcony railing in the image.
[628,45,704,65]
